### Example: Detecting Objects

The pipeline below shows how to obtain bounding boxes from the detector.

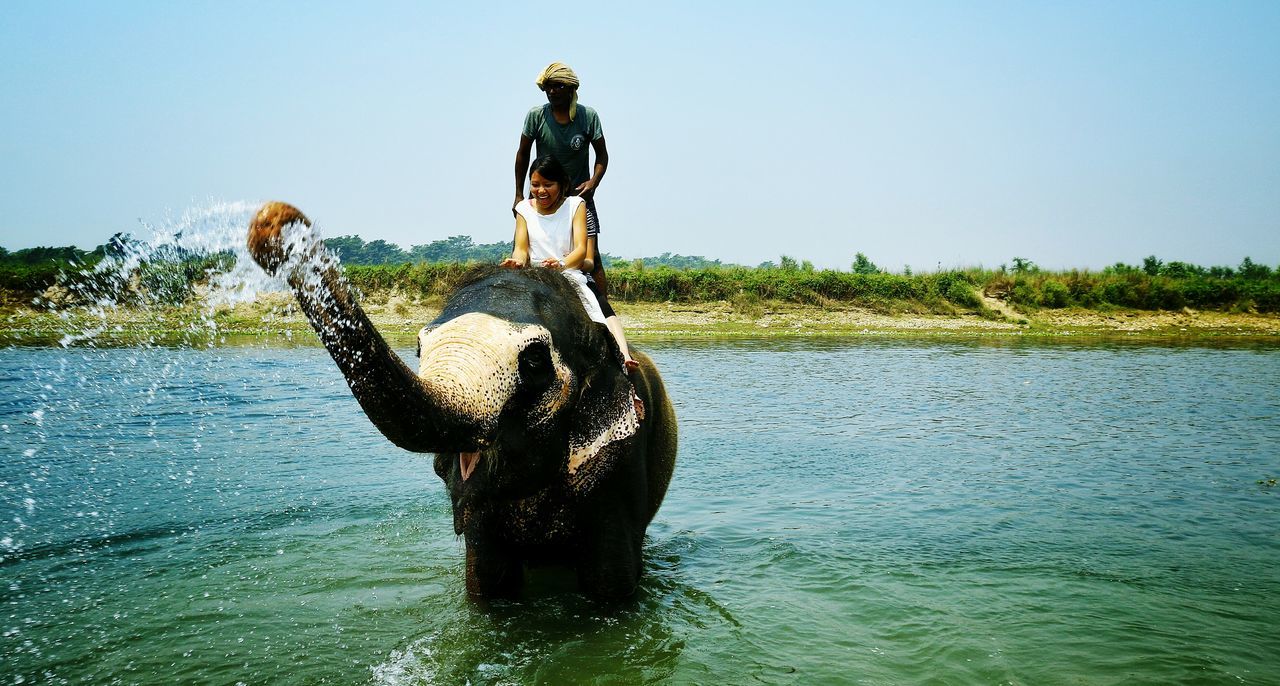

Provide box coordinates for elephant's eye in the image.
[517,341,553,388]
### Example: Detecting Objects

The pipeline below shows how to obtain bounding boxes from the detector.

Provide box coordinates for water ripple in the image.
[2,340,1279,683]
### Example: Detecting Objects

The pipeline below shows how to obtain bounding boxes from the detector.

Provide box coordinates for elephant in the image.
[246,202,677,600]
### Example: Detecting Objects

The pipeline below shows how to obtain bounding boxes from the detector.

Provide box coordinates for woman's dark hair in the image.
[529,155,571,188]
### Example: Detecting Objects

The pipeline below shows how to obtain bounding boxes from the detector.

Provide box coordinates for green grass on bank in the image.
[4,250,1279,316]
[337,259,1280,314]
[335,263,984,314]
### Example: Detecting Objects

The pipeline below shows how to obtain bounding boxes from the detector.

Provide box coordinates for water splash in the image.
[0,200,404,684]
[29,200,318,348]
[1,199,327,578]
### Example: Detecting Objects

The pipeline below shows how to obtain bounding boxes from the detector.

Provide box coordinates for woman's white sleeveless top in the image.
[518,196,582,265]
[515,196,605,323]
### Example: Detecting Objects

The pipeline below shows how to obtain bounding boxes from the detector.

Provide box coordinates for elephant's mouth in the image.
[459,451,481,481]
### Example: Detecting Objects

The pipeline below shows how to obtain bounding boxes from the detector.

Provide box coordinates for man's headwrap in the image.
[535,62,580,121]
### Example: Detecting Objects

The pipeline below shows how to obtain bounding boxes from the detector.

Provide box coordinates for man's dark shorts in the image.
[579,195,615,316]
[583,194,601,237]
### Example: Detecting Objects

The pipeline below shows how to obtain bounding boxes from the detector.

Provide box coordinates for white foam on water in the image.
[370,636,440,685]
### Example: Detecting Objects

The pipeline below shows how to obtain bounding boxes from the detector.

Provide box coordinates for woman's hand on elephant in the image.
[500,258,525,269]
[541,257,564,270]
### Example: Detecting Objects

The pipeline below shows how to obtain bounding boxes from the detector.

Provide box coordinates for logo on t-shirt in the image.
[570,134,585,151]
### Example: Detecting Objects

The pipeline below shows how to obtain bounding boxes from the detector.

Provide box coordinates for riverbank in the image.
[615,299,1280,339]
[3,291,1280,344]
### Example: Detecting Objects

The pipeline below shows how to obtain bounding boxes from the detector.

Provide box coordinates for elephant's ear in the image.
[566,333,639,484]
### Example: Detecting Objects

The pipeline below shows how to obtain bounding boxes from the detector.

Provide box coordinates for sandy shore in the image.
[619,301,1280,338]
[338,291,1280,340]
[7,292,1277,345]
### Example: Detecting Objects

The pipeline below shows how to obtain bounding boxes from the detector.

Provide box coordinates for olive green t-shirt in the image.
[522,104,603,188]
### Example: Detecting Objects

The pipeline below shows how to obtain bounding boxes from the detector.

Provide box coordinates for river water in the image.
[2,337,1279,684]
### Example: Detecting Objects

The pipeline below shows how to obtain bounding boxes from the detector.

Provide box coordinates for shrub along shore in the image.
[2,250,1279,343]
[336,258,1280,314]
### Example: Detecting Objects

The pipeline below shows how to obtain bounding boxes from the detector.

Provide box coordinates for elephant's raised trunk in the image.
[247,202,471,453]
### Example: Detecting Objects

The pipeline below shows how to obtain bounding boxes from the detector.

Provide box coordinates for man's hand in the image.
[512,192,525,216]
[574,179,596,200]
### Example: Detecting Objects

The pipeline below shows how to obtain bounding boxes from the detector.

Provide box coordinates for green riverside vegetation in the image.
[3,237,1278,315]
[336,256,1280,315]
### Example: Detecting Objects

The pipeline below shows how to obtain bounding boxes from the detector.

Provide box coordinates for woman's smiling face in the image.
[530,171,563,211]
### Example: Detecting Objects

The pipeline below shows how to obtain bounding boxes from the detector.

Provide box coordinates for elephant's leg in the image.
[577,525,643,601]
[465,539,522,599]
[576,446,650,601]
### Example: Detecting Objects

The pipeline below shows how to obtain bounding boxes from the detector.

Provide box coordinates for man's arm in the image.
[513,134,534,212]
[575,136,609,199]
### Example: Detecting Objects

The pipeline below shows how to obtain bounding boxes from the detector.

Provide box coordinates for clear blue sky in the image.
[2,1,1277,271]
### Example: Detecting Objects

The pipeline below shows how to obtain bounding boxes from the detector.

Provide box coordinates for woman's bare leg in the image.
[605,315,637,369]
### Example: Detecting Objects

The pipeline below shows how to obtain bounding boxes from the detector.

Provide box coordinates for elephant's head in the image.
[417,265,641,504]
[247,202,640,509]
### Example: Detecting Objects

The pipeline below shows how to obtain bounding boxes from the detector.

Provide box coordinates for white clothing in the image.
[516,197,606,324]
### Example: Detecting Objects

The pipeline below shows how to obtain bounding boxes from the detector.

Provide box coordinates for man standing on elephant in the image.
[513,62,636,369]
[513,63,607,267]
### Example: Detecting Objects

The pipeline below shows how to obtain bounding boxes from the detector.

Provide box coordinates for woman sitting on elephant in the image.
[502,155,637,370]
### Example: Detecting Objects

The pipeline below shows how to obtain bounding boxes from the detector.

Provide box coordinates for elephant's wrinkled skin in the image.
[247,202,677,600]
